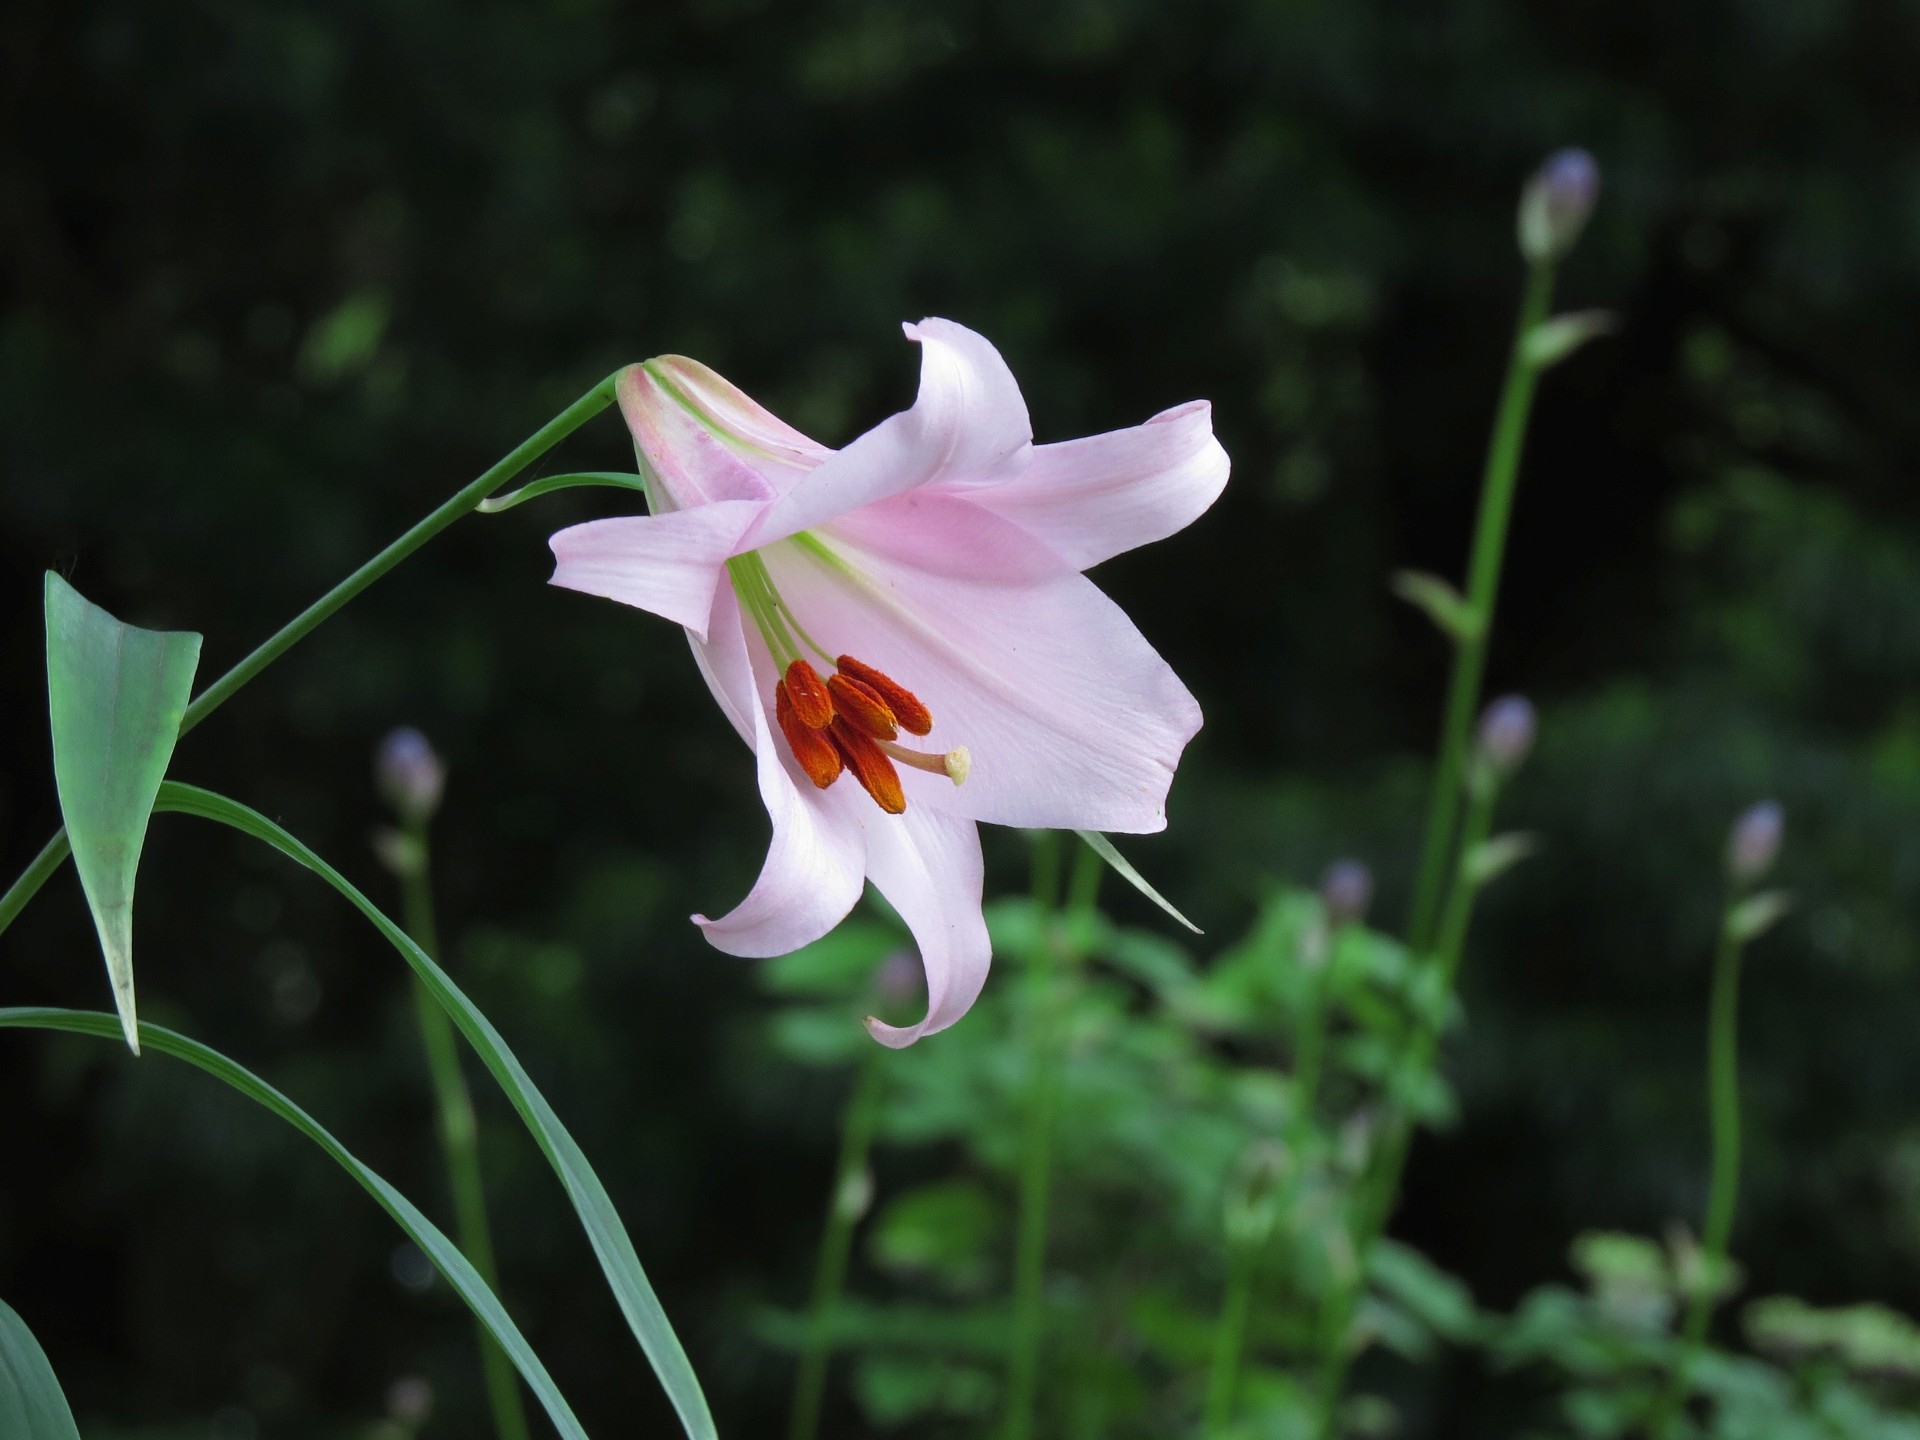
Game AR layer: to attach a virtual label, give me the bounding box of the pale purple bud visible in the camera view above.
[386,1375,433,1422]
[1476,695,1537,777]
[1319,860,1374,927]
[376,727,445,823]
[874,949,924,1011]
[1726,800,1784,883]
[1517,148,1600,263]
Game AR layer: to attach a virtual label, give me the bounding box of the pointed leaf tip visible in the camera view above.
[44,573,202,1052]
[1074,830,1203,935]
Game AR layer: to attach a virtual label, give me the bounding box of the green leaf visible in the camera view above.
[1390,570,1482,643]
[0,1008,589,1440]
[477,471,651,513]
[1726,889,1792,945]
[151,783,717,1440]
[0,1298,82,1440]
[44,573,203,1053]
[1074,830,1202,934]
[1522,309,1618,370]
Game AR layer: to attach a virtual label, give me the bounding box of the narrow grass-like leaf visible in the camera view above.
[152,782,717,1440]
[1074,829,1202,935]
[477,471,650,514]
[0,1008,588,1440]
[43,573,203,1052]
[0,1298,82,1440]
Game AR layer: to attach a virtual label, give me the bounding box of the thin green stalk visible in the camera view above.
[1406,264,1556,951]
[1204,1243,1258,1435]
[401,818,530,1440]
[788,1050,887,1440]
[1002,837,1100,1440]
[0,374,620,938]
[1655,906,1747,1436]
[1314,783,1499,1439]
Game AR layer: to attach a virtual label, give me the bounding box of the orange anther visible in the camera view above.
[830,720,907,814]
[784,659,834,729]
[836,655,933,736]
[777,682,843,789]
[827,673,898,741]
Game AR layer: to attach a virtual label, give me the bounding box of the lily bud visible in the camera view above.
[1517,148,1600,264]
[1476,695,1537,778]
[1726,800,1784,884]
[376,727,445,824]
[1319,859,1374,928]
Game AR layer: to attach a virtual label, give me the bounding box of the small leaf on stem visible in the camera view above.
[1391,570,1482,643]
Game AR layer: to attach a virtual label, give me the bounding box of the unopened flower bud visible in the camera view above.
[1517,148,1600,264]
[1476,695,1537,777]
[1726,800,1784,883]
[873,948,924,1012]
[386,1376,434,1422]
[376,727,445,823]
[1319,859,1374,928]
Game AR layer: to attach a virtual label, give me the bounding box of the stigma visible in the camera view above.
[773,656,967,813]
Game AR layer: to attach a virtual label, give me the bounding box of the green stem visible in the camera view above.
[0,374,620,938]
[1655,904,1747,1436]
[1314,782,1500,1438]
[1203,1243,1257,1435]
[1002,837,1100,1440]
[1406,264,1556,951]
[788,1050,886,1440]
[401,818,530,1440]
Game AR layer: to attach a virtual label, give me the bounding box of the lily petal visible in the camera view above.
[694,683,868,958]
[861,805,989,1048]
[548,498,764,639]
[749,318,1032,546]
[761,491,1201,833]
[617,365,778,510]
[950,400,1229,571]
[649,355,831,492]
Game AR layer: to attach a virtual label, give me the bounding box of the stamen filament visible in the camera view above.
[878,739,970,785]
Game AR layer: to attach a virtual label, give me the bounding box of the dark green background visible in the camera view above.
[5,0,1920,1433]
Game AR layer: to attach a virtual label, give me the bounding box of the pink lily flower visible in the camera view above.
[549,319,1227,1045]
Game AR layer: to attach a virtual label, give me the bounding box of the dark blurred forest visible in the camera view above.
[5,0,1920,1434]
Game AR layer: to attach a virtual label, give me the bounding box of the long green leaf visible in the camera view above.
[0,1008,589,1440]
[1074,829,1202,935]
[152,782,717,1439]
[0,1298,82,1440]
[43,573,203,1052]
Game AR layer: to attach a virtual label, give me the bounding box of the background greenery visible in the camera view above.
[4,0,1920,1434]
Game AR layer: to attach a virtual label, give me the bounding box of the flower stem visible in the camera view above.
[399,817,529,1440]
[1654,904,1748,1436]
[788,1049,886,1440]
[1405,264,1556,952]
[1313,781,1500,1438]
[0,373,620,939]
[1002,837,1100,1440]
[1203,1241,1257,1435]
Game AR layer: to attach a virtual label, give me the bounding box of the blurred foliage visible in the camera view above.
[4,0,1920,1435]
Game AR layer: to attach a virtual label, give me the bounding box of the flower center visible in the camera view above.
[775,656,969,814]
[727,549,968,814]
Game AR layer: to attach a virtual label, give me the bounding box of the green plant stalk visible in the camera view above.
[401,817,530,1440]
[1002,838,1101,1440]
[788,1049,886,1440]
[1203,1239,1258,1435]
[1406,263,1556,951]
[0,373,621,939]
[1313,781,1499,1439]
[1656,905,1748,1435]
